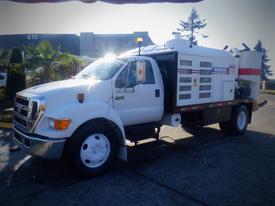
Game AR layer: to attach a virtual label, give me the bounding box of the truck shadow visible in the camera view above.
[1,126,275,191]
[128,126,232,161]
[127,126,275,167]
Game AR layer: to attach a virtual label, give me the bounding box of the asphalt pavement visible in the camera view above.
[1,94,275,206]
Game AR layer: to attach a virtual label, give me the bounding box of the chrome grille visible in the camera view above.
[13,95,46,133]
[14,115,27,127]
[13,95,29,132]
[15,97,29,106]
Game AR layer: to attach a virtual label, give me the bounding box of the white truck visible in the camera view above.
[13,36,262,176]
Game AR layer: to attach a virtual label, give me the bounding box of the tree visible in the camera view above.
[9,47,23,63]
[24,41,83,83]
[177,8,208,46]
[58,52,83,79]
[0,50,11,66]
[254,40,272,80]
[6,48,26,102]
[24,41,60,83]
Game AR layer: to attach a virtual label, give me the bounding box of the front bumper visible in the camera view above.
[13,126,66,159]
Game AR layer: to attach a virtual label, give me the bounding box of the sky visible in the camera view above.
[0,0,274,76]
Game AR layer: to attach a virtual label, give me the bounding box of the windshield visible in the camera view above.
[76,58,126,80]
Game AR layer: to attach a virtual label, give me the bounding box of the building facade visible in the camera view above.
[0,34,80,55]
[0,32,154,58]
[80,32,154,57]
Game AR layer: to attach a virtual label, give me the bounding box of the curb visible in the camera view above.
[260,90,275,95]
[0,122,12,129]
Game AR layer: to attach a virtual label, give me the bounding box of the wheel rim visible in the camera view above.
[237,110,247,130]
[80,133,111,168]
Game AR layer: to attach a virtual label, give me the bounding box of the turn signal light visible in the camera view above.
[50,118,71,130]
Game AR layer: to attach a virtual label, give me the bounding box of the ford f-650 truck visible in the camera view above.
[13,36,262,176]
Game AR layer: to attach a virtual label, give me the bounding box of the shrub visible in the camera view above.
[0,87,6,101]
[6,66,26,102]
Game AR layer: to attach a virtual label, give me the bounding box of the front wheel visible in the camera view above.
[219,105,249,135]
[67,123,118,177]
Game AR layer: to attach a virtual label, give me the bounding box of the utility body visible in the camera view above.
[13,36,262,176]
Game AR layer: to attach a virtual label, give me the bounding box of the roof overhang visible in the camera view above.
[6,0,203,4]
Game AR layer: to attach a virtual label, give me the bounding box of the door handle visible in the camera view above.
[155,89,160,97]
[115,96,125,100]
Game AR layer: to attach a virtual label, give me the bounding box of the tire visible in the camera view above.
[219,105,249,135]
[67,122,118,177]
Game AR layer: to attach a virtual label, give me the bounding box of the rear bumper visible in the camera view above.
[13,126,66,159]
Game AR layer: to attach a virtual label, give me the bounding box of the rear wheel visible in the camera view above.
[219,105,249,135]
[67,123,118,177]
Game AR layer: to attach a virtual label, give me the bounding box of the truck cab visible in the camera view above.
[13,54,166,176]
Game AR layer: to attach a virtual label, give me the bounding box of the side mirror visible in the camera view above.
[136,61,146,83]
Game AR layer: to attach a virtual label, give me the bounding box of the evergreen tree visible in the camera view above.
[177,8,208,46]
[9,47,23,64]
[6,48,26,102]
[0,50,11,66]
[254,40,272,80]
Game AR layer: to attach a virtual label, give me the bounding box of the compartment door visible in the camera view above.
[177,54,198,106]
[223,81,234,101]
[198,57,214,104]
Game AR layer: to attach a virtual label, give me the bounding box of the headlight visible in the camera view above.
[49,118,71,130]
[27,95,46,133]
